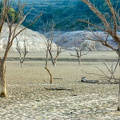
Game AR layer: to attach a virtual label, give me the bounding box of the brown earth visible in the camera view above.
[0,51,120,120]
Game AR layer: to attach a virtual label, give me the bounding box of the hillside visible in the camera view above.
[1,0,119,32]
[0,23,56,52]
[53,31,118,51]
[0,24,118,53]
[0,24,117,52]
[21,0,119,32]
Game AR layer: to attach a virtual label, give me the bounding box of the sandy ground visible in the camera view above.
[0,51,120,120]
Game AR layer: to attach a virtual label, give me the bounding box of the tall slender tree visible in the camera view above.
[0,0,41,97]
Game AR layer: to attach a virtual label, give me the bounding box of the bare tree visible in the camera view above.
[40,20,62,84]
[69,41,89,66]
[0,0,41,97]
[16,32,29,68]
[78,0,120,110]
[47,39,61,67]
[54,44,61,66]
[43,36,61,84]
[44,39,53,84]
[82,61,119,83]
[43,20,62,67]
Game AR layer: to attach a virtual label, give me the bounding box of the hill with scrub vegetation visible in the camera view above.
[1,0,119,32]
[21,0,120,32]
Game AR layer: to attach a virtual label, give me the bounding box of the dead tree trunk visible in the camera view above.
[118,79,120,111]
[77,49,82,66]
[45,67,53,84]
[0,0,41,97]
[48,49,55,66]
[78,56,82,66]
[117,49,120,110]
[45,45,53,84]
[53,45,61,67]
[0,60,7,97]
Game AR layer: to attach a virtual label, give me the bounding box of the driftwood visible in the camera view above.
[81,77,99,83]
[53,78,62,80]
[44,87,73,91]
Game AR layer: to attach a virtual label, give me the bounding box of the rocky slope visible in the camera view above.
[54,31,118,51]
[0,23,56,52]
[0,24,118,52]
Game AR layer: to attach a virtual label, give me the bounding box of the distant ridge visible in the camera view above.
[54,31,118,51]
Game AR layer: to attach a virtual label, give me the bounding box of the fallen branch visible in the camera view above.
[44,87,73,91]
[53,78,62,80]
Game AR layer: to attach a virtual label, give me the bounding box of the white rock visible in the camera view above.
[54,31,118,51]
[0,23,57,52]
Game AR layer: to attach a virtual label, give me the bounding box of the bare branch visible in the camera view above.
[1,1,42,64]
[105,0,117,34]
[81,0,112,32]
[95,66,109,77]
[13,13,42,40]
[77,20,106,32]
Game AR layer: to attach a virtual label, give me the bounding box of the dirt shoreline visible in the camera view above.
[6,57,117,62]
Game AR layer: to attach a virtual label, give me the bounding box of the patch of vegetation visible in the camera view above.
[21,0,120,32]
[0,1,20,23]
[1,0,120,31]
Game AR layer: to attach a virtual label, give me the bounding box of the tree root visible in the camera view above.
[0,92,7,97]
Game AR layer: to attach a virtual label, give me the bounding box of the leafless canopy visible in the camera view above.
[0,0,41,97]
[0,0,42,64]
[79,0,120,111]
[78,0,120,56]
[16,32,29,67]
